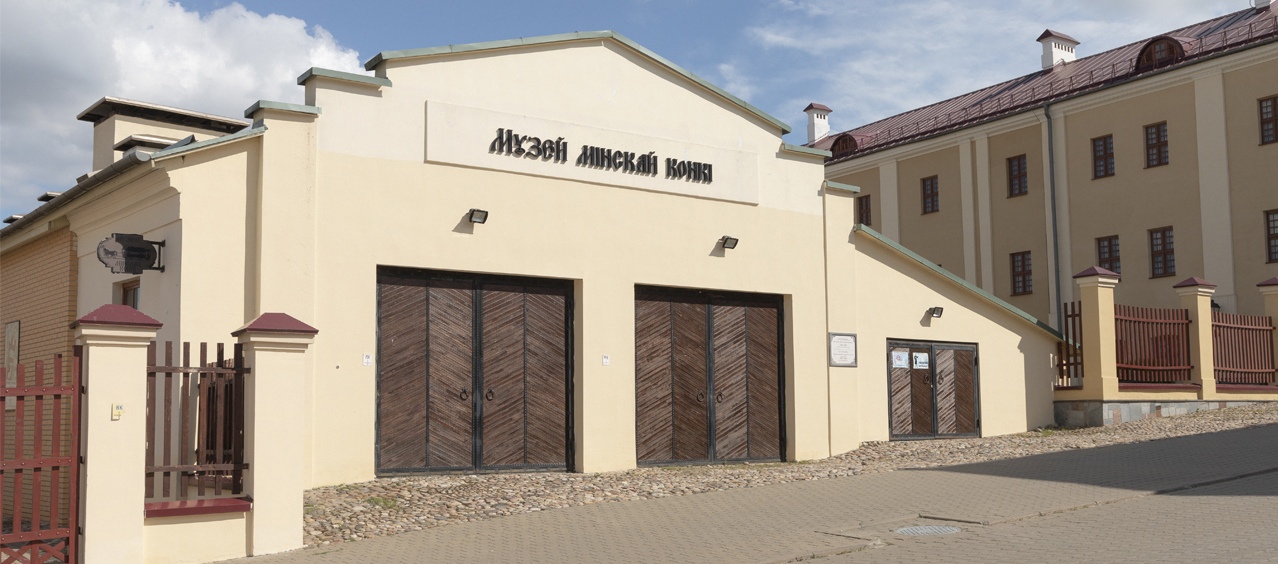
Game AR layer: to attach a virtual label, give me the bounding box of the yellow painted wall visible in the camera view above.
[1064,82,1204,309]
[896,146,966,277]
[1224,58,1278,314]
[987,125,1050,320]
[143,514,247,564]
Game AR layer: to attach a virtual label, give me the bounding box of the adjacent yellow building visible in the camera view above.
[812,6,1278,327]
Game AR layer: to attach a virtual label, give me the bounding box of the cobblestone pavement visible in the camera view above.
[227,410,1278,563]
[298,403,1278,547]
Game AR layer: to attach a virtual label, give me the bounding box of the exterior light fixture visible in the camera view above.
[468,209,489,224]
[929,307,944,318]
[1211,300,1221,313]
[720,236,739,250]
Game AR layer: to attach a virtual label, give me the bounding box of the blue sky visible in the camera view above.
[0,0,1249,219]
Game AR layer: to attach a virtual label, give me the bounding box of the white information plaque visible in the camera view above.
[828,333,857,367]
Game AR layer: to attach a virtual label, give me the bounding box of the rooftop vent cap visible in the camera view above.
[1037,29,1080,70]
[37,192,62,202]
[3,215,24,224]
[1255,0,1272,10]
[804,103,833,144]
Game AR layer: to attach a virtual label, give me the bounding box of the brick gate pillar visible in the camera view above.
[1173,277,1217,397]
[1073,267,1120,400]
[73,304,162,563]
[233,313,317,556]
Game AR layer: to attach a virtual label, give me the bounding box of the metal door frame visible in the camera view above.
[375,267,575,475]
[635,285,786,465]
[885,339,981,440]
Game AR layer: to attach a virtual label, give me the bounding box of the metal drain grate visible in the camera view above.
[894,525,962,536]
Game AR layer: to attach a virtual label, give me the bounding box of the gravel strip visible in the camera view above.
[303,402,1278,546]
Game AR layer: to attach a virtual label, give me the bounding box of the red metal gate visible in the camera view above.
[1,350,81,564]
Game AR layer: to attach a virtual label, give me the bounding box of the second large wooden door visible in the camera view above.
[377,269,572,473]
[887,341,979,439]
[635,288,783,465]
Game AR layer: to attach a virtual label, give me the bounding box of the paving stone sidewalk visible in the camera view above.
[228,423,1278,563]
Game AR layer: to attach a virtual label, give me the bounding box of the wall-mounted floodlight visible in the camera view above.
[720,236,739,250]
[929,307,944,318]
[468,209,489,224]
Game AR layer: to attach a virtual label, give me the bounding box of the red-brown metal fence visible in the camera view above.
[1114,304,1192,383]
[1211,311,1276,385]
[1056,300,1084,388]
[1,351,81,564]
[145,342,247,504]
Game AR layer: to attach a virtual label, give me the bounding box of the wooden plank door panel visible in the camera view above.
[712,304,749,461]
[377,282,430,470]
[427,283,475,469]
[671,301,709,461]
[910,346,935,435]
[746,305,781,460]
[524,288,568,465]
[481,285,527,467]
[953,349,978,434]
[889,345,914,435]
[635,299,674,463]
[934,349,957,434]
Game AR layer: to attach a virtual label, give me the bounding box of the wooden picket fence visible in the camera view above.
[1114,304,1192,383]
[1056,301,1084,388]
[1211,312,1276,385]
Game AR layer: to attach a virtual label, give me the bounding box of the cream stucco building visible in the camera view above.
[811,5,1278,328]
[2,31,1066,562]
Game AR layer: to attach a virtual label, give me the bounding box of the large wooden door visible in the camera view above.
[887,341,978,439]
[635,288,782,465]
[376,269,571,474]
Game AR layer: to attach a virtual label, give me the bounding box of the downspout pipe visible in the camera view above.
[1045,104,1064,331]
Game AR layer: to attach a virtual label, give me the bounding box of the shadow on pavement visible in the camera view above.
[913,423,1278,495]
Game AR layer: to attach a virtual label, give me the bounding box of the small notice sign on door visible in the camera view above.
[912,352,930,370]
[891,351,909,369]
[828,333,857,367]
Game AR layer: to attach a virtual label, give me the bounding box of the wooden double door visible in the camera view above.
[635,287,784,465]
[888,341,980,439]
[376,269,572,473]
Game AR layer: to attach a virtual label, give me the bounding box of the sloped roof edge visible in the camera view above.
[364,30,792,135]
[853,224,1063,340]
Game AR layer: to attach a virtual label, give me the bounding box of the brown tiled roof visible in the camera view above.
[815,7,1278,162]
[1037,29,1080,43]
[804,102,833,112]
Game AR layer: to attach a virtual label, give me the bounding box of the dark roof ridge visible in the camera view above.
[817,7,1266,152]
[1037,29,1079,43]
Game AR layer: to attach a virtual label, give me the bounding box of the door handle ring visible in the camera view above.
[716,392,724,403]
[485,388,494,401]
[696,391,705,403]
[460,388,470,400]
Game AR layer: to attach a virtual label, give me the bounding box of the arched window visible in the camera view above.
[1136,38,1184,71]
[830,134,858,159]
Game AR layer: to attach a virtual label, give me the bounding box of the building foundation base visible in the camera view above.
[1053,400,1270,428]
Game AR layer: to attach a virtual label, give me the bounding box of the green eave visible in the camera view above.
[782,143,831,158]
[853,224,1062,340]
[824,180,860,193]
[364,30,792,135]
[150,125,268,160]
[243,100,321,119]
[297,67,392,87]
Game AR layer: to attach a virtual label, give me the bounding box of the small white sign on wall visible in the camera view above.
[891,351,909,369]
[828,333,857,367]
[912,352,930,370]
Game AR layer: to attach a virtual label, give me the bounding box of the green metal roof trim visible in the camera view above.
[243,100,322,119]
[853,224,1062,340]
[364,31,792,135]
[781,143,831,158]
[297,67,392,87]
[150,125,268,160]
[824,181,861,193]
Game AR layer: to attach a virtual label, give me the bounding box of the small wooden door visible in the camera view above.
[376,269,571,474]
[887,341,978,439]
[635,288,783,465]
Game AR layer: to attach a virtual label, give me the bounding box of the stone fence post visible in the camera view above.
[1260,278,1278,371]
[1173,277,1217,397]
[1074,267,1120,400]
[73,305,162,563]
[234,313,317,556]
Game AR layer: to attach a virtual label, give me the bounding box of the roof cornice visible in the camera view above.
[364,31,792,135]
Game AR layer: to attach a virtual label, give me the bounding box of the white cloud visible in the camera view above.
[717,62,758,101]
[0,0,363,218]
[734,0,1247,141]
